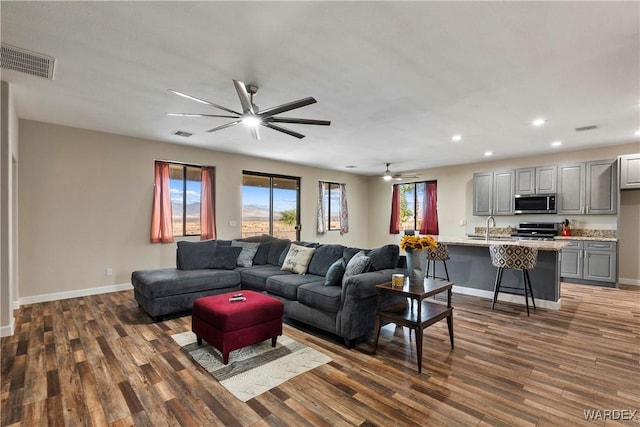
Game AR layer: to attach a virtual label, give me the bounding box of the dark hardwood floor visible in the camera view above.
[2,283,639,426]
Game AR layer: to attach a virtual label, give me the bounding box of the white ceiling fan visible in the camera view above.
[382,163,422,181]
[167,79,330,140]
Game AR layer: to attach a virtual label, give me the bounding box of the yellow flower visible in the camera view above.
[399,235,438,252]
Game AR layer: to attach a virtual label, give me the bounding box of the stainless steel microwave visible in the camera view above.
[514,194,556,214]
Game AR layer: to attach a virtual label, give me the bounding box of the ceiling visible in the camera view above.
[2,1,639,176]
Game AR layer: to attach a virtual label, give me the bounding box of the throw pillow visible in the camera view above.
[267,238,291,265]
[367,244,400,271]
[281,243,316,275]
[176,240,217,270]
[252,241,272,265]
[324,259,346,286]
[209,246,242,270]
[342,251,370,285]
[231,240,260,267]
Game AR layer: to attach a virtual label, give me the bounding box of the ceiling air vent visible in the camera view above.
[575,125,598,132]
[172,130,193,138]
[0,44,56,80]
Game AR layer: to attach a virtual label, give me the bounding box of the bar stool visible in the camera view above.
[489,245,538,316]
[425,243,450,281]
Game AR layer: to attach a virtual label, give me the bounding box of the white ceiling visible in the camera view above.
[2,1,639,176]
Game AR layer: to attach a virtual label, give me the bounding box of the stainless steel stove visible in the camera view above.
[511,222,559,241]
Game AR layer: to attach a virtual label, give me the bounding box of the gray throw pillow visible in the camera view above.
[367,244,400,271]
[324,259,346,286]
[231,240,260,267]
[209,246,242,270]
[252,241,272,265]
[342,251,370,285]
[176,240,217,270]
[267,239,291,265]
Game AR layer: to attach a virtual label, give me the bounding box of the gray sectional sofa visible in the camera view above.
[131,235,406,346]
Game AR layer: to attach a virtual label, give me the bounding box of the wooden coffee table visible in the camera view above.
[373,277,454,373]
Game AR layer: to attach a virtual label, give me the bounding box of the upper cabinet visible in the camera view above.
[474,159,617,216]
[619,153,640,190]
[515,165,557,195]
[557,160,617,215]
[473,170,514,216]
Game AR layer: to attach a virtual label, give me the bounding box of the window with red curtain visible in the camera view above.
[200,166,216,240]
[419,181,439,235]
[151,161,216,243]
[390,181,438,235]
[150,161,173,243]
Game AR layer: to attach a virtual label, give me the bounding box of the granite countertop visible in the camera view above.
[553,236,617,242]
[466,233,618,243]
[440,237,570,252]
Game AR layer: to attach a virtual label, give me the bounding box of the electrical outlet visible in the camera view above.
[106,268,113,276]
[229,220,237,227]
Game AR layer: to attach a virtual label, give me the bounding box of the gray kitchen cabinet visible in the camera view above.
[473,172,492,216]
[583,241,617,283]
[619,153,640,190]
[557,163,585,214]
[586,160,617,214]
[560,241,583,279]
[558,160,616,214]
[515,165,557,195]
[493,170,515,215]
[561,240,617,283]
[473,170,514,215]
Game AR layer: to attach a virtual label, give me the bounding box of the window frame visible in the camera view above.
[397,180,429,231]
[321,181,342,231]
[242,170,301,241]
[168,162,204,238]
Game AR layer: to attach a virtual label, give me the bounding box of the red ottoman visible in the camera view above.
[192,290,284,364]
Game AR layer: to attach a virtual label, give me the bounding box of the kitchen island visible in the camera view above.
[431,238,570,309]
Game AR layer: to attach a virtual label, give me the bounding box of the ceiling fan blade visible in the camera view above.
[266,117,331,126]
[205,120,241,133]
[259,97,317,117]
[232,80,254,114]
[168,89,241,116]
[167,113,240,119]
[262,122,305,139]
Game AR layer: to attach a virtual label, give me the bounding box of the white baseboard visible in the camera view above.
[0,318,15,338]
[18,283,133,306]
[452,285,561,310]
[618,278,640,286]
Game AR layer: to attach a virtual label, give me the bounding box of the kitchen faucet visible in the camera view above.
[485,216,495,241]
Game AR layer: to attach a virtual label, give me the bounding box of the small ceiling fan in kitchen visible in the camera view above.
[382,163,421,181]
[167,79,330,140]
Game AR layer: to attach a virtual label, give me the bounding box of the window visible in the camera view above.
[390,180,438,235]
[242,171,300,240]
[169,164,202,236]
[317,181,348,234]
[322,182,341,231]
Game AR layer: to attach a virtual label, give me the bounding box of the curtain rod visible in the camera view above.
[155,159,210,168]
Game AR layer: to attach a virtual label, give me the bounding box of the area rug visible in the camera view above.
[171,331,332,401]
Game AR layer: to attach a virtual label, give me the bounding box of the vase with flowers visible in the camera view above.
[399,234,438,284]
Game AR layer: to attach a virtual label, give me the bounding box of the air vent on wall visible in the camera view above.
[575,124,599,132]
[172,130,193,137]
[0,44,56,79]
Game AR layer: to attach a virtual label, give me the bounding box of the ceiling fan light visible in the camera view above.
[242,115,261,128]
[383,174,392,181]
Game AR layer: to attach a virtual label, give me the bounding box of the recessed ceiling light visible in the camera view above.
[635,129,640,136]
[531,118,546,127]
[484,151,493,156]
[451,134,463,142]
[551,140,562,147]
